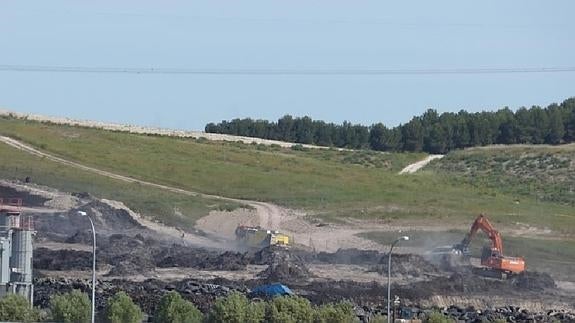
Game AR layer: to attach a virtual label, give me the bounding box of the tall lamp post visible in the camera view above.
[387,236,409,323]
[78,211,96,323]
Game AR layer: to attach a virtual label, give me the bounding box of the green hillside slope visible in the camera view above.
[0,117,573,234]
[430,145,575,205]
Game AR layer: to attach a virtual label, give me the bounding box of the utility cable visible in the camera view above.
[0,65,574,76]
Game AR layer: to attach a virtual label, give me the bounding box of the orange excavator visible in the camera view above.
[454,214,525,278]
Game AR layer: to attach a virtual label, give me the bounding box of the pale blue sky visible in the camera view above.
[1,1,574,130]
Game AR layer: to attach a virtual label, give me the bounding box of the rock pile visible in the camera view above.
[33,277,240,314]
[257,247,312,282]
[34,234,251,276]
[419,305,575,323]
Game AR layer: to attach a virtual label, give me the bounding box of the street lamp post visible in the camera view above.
[387,236,409,323]
[78,211,96,323]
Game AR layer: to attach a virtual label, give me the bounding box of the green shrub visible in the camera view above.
[266,296,315,323]
[0,294,42,322]
[291,144,309,151]
[426,311,452,323]
[206,292,264,323]
[246,301,266,323]
[369,314,387,323]
[50,290,91,323]
[106,291,143,323]
[154,291,202,323]
[314,301,357,323]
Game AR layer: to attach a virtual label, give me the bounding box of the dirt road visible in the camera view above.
[0,135,395,251]
[399,154,444,174]
[0,136,287,242]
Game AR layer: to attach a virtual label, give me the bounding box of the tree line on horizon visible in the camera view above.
[205,97,575,154]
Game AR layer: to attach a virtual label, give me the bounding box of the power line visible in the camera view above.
[0,65,574,75]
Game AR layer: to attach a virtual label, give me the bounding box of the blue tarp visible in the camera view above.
[250,283,294,297]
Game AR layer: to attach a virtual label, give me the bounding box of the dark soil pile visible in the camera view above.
[156,249,250,271]
[513,271,556,290]
[32,277,575,322]
[33,277,239,315]
[258,248,312,282]
[368,254,440,277]
[34,199,143,242]
[35,234,251,276]
[400,270,558,301]
[316,248,381,265]
[0,184,49,207]
[34,248,97,271]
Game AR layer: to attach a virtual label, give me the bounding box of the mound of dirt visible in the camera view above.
[0,184,49,207]
[513,271,556,290]
[368,253,440,277]
[34,198,144,243]
[316,248,381,265]
[34,248,96,271]
[258,248,312,282]
[35,233,253,276]
[156,248,250,271]
[400,270,557,301]
[310,249,440,277]
[33,277,237,315]
[64,230,94,244]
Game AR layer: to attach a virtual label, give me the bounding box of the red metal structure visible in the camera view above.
[0,198,22,212]
[0,198,33,230]
[456,214,525,276]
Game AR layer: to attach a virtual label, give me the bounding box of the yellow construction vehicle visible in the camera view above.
[235,225,290,248]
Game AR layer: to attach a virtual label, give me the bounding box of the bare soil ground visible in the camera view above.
[2,166,574,320]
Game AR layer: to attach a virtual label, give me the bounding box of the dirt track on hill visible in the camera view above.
[399,154,444,174]
[0,135,399,251]
[0,136,288,245]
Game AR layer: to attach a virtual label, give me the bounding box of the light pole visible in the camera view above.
[387,236,409,323]
[78,211,96,323]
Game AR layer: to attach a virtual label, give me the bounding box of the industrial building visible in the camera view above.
[0,198,34,304]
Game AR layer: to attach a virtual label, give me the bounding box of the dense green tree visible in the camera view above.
[531,106,550,144]
[425,124,448,154]
[368,123,385,150]
[294,116,315,144]
[50,290,91,323]
[154,291,202,323]
[205,97,575,153]
[546,106,565,144]
[313,301,358,323]
[265,296,315,323]
[401,118,424,152]
[561,98,575,141]
[313,120,334,146]
[106,291,143,323]
[277,115,296,142]
[206,292,265,323]
[452,111,471,148]
[0,294,42,322]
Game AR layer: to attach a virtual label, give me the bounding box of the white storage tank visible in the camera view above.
[0,238,11,284]
[10,229,33,283]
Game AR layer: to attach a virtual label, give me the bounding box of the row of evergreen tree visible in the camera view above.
[205,98,575,153]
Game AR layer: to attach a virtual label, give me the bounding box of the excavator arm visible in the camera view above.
[456,214,504,254]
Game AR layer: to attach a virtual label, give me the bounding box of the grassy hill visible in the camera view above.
[0,116,574,235]
[430,145,575,206]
